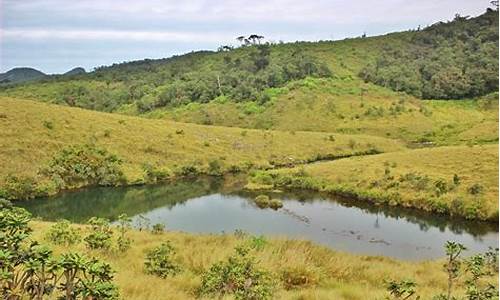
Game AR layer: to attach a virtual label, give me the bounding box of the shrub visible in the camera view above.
[43,120,54,129]
[144,242,180,278]
[84,217,113,250]
[2,174,38,200]
[152,223,166,234]
[468,183,484,195]
[174,163,200,177]
[254,195,270,208]
[199,246,274,299]
[281,266,318,290]
[45,219,81,246]
[0,205,119,300]
[142,163,170,183]
[269,198,283,210]
[43,144,124,189]
[116,214,132,252]
[385,279,419,299]
[208,159,223,176]
[248,235,267,250]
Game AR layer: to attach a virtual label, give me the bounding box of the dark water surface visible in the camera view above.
[19,177,498,260]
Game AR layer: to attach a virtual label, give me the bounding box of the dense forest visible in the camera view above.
[360,9,499,99]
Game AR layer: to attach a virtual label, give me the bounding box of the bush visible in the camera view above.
[208,159,223,176]
[2,174,38,200]
[46,219,81,246]
[152,223,166,234]
[116,214,132,252]
[174,163,200,177]
[254,195,270,208]
[43,144,124,189]
[281,266,318,290]
[269,198,283,210]
[142,163,170,183]
[84,217,113,250]
[199,246,274,299]
[468,183,484,195]
[0,205,119,299]
[144,242,180,278]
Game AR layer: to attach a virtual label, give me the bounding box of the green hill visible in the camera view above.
[0,10,497,147]
[0,67,47,85]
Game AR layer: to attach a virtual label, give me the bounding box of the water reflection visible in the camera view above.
[18,176,498,260]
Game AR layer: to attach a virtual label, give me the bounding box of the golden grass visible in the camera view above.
[30,221,484,300]
[263,145,499,220]
[0,96,405,185]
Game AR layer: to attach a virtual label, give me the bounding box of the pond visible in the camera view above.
[19,177,498,260]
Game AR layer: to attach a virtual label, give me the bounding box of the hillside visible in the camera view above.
[0,96,404,200]
[249,145,499,221]
[0,67,47,85]
[0,10,497,148]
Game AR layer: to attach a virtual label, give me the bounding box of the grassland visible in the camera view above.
[30,220,493,300]
[148,78,499,146]
[0,96,405,190]
[249,145,499,221]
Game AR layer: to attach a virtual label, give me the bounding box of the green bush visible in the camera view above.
[254,195,270,208]
[144,242,181,278]
[43,144,124,189]
[199,246,274,299]
[269,198,283,210]
[0,205,119,299]
[116,214,132,252]
[468,183,484,195]
[1,174,38,200]
[208,159,223,176]
[45,219,81,246]
[151,223,166,235]
[84,217,113,250]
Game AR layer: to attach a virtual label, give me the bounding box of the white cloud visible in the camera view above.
[1,28,235,43]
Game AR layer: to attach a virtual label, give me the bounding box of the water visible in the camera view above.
[19,177,498,260]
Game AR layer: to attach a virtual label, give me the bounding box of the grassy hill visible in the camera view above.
[0,96,404,200]
[248,145,499,221]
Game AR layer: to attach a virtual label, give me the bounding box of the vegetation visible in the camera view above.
[1,214,493,300]
[386,242,499,300]
[0,204,119,299]
[144,241,180,278]
[248,145,499,221]
[0,6,498,299]
[0,97,404,200]
[199,245,274,299]
[360,10,499,99]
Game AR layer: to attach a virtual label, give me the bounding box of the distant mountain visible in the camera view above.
[64,67,86,76]
[0,67,47,85]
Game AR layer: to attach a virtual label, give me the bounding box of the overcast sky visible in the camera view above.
[0,0,493,73]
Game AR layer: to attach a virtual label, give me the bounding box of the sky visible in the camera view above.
[0,0,494,74]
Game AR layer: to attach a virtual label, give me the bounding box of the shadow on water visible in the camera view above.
[19,177,227,223]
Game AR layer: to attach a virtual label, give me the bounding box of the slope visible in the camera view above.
[0,96,405,199]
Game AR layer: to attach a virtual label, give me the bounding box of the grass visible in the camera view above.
[149,78,499,146]
[30,220,492,300]
[249,145,499,221]
[0,96,404,191]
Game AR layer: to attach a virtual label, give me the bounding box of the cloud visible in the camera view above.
[1,28,235,43]
[0,0,493,73]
